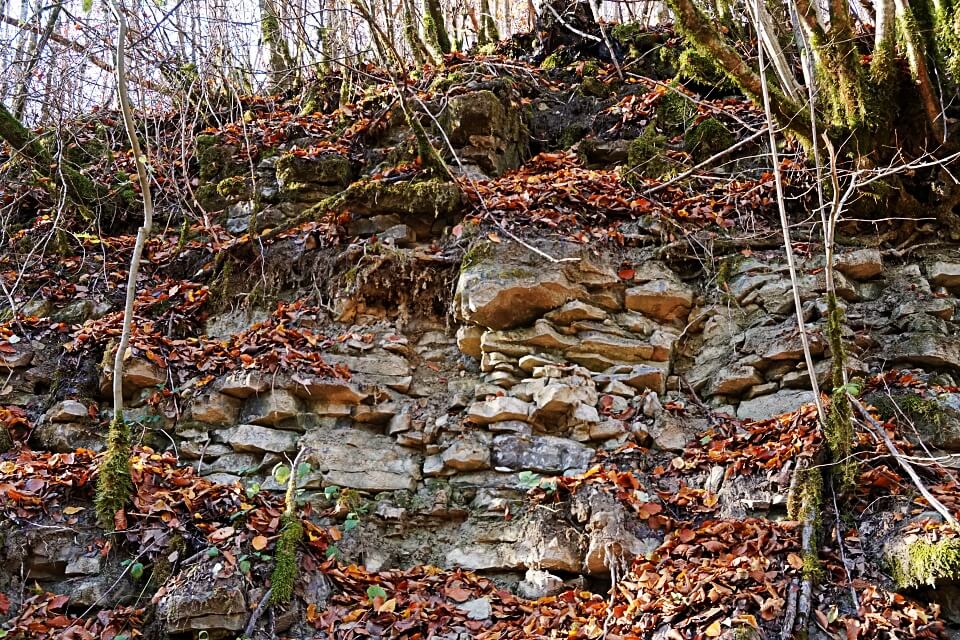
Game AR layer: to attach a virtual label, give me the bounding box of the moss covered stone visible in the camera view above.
[460,240,494,272]
[323,178,462,219]
[216,175,251,201]
[676,48,736,91]
[623,126,675,185]
[275,152,351,189]
[869,390,960,451]
[0,426,12,453]
[888,537,960,589]
[684,117,734,161]
[655,90,697,132]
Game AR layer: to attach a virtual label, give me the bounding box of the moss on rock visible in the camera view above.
[460,240,495,272]
[684,117,734,161]
[275,152,351,188]
[655,89,697,132]
[318,178,462,219]
[888,537,960,589]
[623,126,674,185]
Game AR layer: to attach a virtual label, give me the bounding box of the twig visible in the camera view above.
[831,480,861,610]
[543,2,601,42]
[780,579,799,640]
[643,128,768,195]
[244,588,273,638]
[754,0,827,427]
[586,1,623,81]
[680,375,720,426]
[849,394,959,529]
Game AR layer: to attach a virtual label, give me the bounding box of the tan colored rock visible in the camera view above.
[456,325,484,358]
[648,329,678,362]
[0,344,33,369]
[240,389,303,426]
[467,397,533,424]
[544,300,607,325]
[533,380,598,414]
[46,400,88,423]
[126,358,165,388]
[300,427,421,491]
[590,420,626,441]
[576,331,654,362]
[708,361,764,396]
[286,375,367,404]
[625,280,693,322]
[441,434,491,471]
[835,249,883,280]
[217,370,268,399]
[224,424,299,453]
[192,392,242,425]
[929,261,960,288]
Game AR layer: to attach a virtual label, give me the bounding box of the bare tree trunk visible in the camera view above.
[745,0,802,101]
[12,1,62,119]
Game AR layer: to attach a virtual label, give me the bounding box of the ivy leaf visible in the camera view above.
[517,470,541,490]
[272,464,291,485]
[324,485,340,500]
[343,513,359,532]
[296,462,312,477]
[366,585,387,602]
[129,562,144,580]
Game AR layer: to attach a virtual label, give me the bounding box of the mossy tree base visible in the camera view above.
[95,414,134,529]
[269,514,304,605]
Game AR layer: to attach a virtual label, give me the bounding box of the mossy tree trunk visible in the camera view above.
[664,0,815,144]
[422,0,451,61]
[667,0,958,154]
[478,0,499,45]
[260,0,294,93]
[893,0,942,130]
[403,0,430,64]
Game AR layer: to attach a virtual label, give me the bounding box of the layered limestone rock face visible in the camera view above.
[9,221,960,637]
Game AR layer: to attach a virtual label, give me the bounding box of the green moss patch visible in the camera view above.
[889,537,960,589]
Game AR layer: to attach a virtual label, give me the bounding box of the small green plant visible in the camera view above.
[366,585,387,602]
[120,558,145,580]
[343,512,360,532]
[518,470,557,493]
